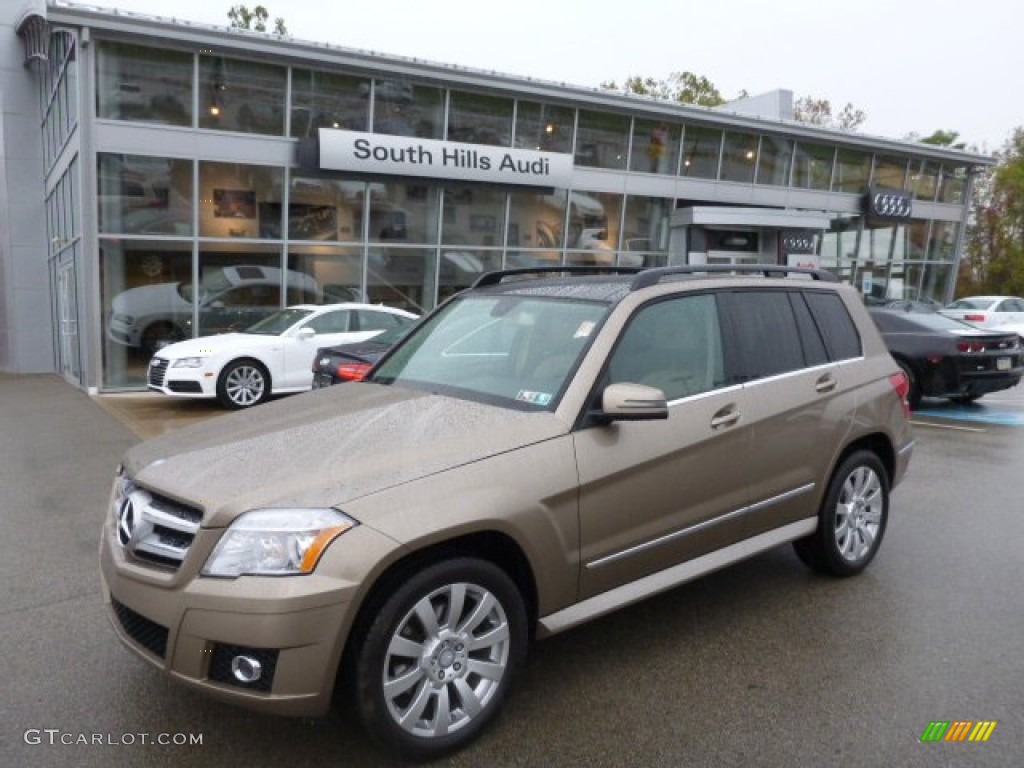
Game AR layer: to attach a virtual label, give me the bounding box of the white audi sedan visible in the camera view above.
[147,303,419,408]
[940,296,1024,334]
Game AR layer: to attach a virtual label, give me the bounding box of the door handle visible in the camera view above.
[815,373,837,393]
[710,405,740,430]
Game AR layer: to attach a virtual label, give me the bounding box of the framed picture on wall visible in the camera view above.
[214,189,256,219]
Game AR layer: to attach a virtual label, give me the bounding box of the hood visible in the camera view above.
[124,383,569,526]
[156,332,279,358]
[111,282,189,316]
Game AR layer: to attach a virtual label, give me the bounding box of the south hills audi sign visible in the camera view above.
[316,129,574,188]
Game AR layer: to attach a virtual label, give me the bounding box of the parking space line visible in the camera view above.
[910,420,987,433]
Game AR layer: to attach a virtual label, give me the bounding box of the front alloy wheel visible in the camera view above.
[355,558,527,761]
[793,450,889,577]
[216,360,269,409]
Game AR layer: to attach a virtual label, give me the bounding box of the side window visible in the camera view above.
[216,285,278,307]
[307,310,351,333]
[355,309,399,331]
[608,294,724,401]
[722,291,804,380]
[804,292,863,360]
[790,293,829,366]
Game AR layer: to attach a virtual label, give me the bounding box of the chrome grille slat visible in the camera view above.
[148,357,169,388]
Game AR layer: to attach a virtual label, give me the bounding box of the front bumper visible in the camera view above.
[99,506,389,716]
[146,358,218,399]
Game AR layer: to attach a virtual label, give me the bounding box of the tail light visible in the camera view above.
[889,371,911,419]
[956,340,986,353]
[964,313,987,322]
[334,362,372,381]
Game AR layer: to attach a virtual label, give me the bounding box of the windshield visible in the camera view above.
[244,308,312,335]
[371,294,610,409]
[178,267,234,303]
[947,298,995,310]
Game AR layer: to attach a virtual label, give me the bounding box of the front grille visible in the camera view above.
[112,479,202,571]
[111,598,168,659]
[208,645,279,692]
[148,357,169,387]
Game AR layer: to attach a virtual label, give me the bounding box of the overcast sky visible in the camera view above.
[92,0,1021,154]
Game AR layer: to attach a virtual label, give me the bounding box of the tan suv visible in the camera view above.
[100,265,914,760]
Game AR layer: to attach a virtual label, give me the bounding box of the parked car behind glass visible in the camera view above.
[147,303,418,408]
[311,323,415,388]
[868,307,1024,409]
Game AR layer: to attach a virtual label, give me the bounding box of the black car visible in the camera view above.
[311,323,413,388]
[868,308,1024,409]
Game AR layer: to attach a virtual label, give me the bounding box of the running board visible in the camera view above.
[536,518,817,638]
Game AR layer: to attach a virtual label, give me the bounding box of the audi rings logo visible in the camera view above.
[866,188,913,220]
[116,497,136,548]
[782,231,816,255]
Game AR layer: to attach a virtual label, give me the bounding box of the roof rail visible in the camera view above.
[471,265,644,288]
[629,264,839,290]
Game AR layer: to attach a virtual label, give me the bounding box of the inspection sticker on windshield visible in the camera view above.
[574,321,596,339]
[516,390,553,406]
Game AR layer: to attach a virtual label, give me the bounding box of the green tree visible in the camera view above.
[903,129,968,150]
[793,96,867,132]
[227,4,287,35]
[959,128,1024,296]
[600,71,729,107]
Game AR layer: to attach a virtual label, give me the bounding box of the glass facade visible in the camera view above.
[84,38,980,390]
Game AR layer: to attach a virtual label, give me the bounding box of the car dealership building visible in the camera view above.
[1,0,995,392]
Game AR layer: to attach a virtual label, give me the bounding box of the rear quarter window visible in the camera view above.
[804,291,862,360]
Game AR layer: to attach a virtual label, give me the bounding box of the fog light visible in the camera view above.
[231,655,263,683]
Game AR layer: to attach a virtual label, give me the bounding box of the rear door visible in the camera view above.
[574,293,752,599]
[718,289,859,535]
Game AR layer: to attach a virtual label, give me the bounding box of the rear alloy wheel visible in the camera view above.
[354,558,527,761]
[216,360,269,409]
[793,450,889,577]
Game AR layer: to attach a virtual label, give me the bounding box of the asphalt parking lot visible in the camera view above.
[1,374,1022,767]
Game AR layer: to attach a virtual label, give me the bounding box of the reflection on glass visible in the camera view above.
[755,136,793,186]
[792,143,834,190]
[834,149,870,193]
[199,162,284,239]
[442,186,507,247]
[365,247,437,314]
[910,160,940,201]
[508,189,566,250]
[96,41,192,126]
[681,125,722,178]
[448,91,513,147]
[287,246,364,303]
[101,239,194,386]
[98,154,193,236]
[367,182,440,244]
[630,119,680,175]
[196,244,283,336]
[622,196,671,262]
[291,68,368,137]
[566,190,622,259]
[872,155,909,190]
[199,56,286,135]
[920,261,954,303]
[372,79,443,139]
[892,221,929,262]
[938,165,967,203]
[290,176,370,242]
[927,221,958,261]
[438,249,503,303]
[575,110,629,170]
[514,101,574,153]
[720,131,759,183]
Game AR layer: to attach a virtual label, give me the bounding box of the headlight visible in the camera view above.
[172,357,207,368]
[112,313,134,325]
[201,508,357,577]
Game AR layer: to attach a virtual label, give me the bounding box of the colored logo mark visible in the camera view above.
[920,721,997,743]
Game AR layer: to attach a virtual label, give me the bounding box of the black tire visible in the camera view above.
[895,359,921,411]
[353,558,527,762]
[216,359,270,409]
[141,322,185,358]
[793,450,889,578]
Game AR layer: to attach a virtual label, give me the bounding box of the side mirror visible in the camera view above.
[296,327,316,339]
[600,383,668,421]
